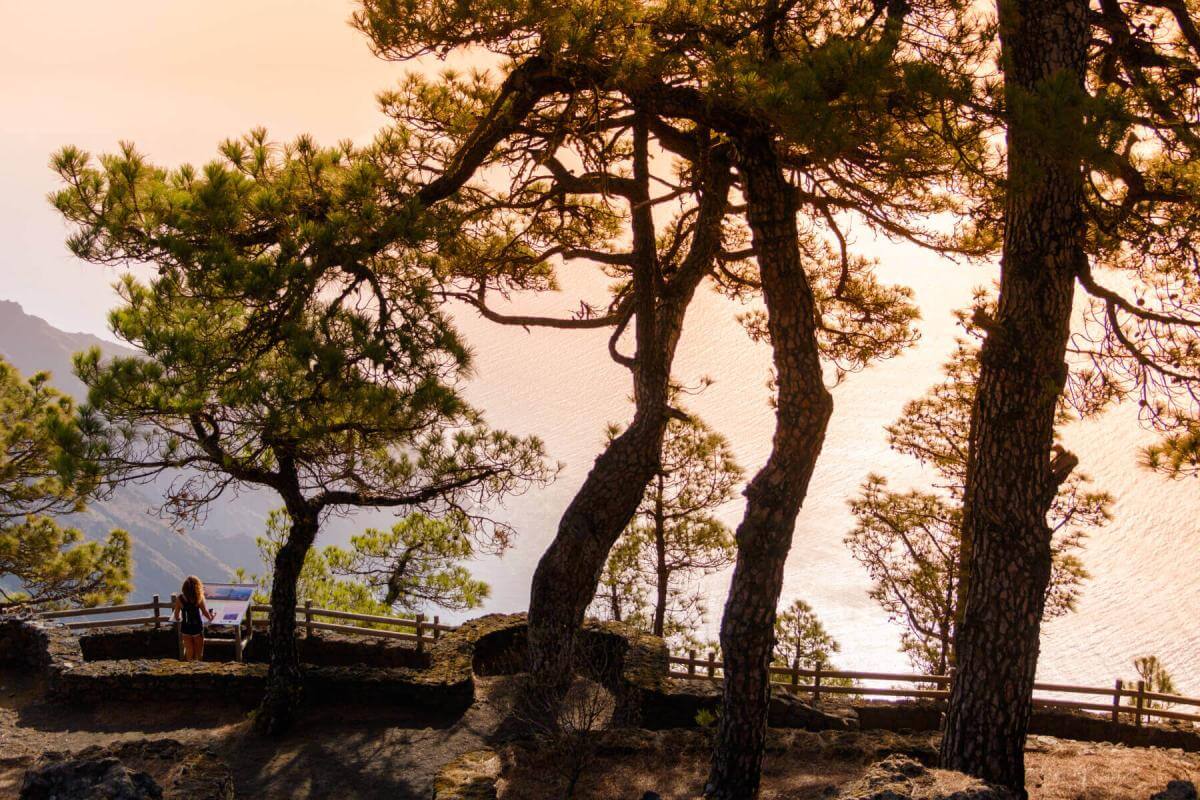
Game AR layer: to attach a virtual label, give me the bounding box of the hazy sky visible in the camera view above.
[1,0,400,335]
[4,0,1199,690]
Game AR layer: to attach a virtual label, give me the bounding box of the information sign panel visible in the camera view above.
[203,583,255,628]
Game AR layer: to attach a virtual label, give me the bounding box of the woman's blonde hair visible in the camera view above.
[181,575,205,605]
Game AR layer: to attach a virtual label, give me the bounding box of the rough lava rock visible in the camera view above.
[769,690,857,731]
[20,756,163,800]
[432,749,503,800]
[19,741,233,800]
[837,755,1015,800]
[1151,781,1199,800]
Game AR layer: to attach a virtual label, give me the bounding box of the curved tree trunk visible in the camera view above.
[705,135,833,799]
[254,503,320,736]
[527,150,733,689]
[939,1,1089,794]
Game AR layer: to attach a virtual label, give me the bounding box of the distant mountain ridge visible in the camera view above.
[0,299,266,598]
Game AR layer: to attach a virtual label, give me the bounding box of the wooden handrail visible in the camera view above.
[302,606,419,630]
[669,653,1200,720]
[39,602,158,619]
[63,615,165,630]
[1142,688,1200,706]
[302,619,423,642]
[247,603,456,634]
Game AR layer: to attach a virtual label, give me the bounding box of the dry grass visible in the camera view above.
[1026,737,1200,800]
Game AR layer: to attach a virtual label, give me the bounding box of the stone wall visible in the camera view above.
[77,625,431,670]
[459,612,672,726]
[2,614,469,713]
[78,626,178,661]
[1030,707,1200,751]
[53,625,473,711]
[851,699,1200,753]
[0,616,85,682]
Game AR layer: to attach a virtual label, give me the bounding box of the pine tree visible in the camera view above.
[847,339,1109,675]
[1133,655,1178,708]
[0,356,130,609]
[771,599,839,674]
[56,135,552,734]
[945,1,1200,790]
[589,413,742,646]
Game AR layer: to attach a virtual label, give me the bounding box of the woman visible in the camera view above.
[173,575,215,661]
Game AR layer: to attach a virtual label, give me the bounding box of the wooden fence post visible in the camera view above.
[812,664,822,706]
[433,615,441,641]
[1136,679,1146,727]
[416,614,425,653]
[304,599,313,639]
[1112,678,1123,728]
[707,651,716,679]
[791,657,800,691]
[688,650,697,677]
[152,594,161,629]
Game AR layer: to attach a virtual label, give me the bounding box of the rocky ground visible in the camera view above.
[0,667,501,799]
[494,727,1200,799]
[3,666,1199,799]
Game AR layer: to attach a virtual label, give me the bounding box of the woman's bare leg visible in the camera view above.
[183,635,200,661]
[195,635,204,661]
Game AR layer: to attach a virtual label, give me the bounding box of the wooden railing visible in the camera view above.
[668,652,1200,727]
[250,602,454,652]
[39,596,172,630]
[36,596,451,652]
[36,598,1200,727]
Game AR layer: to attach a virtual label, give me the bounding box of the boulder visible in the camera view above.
[837,755,1015,800]
[1151,781,1199,800]
[20,756,162,800]
[769,690,857,731]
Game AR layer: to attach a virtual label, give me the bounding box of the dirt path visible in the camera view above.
[0,668,511,799]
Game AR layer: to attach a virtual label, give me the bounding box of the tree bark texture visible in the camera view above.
[527,155,733,689]
[705,135,833,800]
[653,474,669,638]
[940,1,1089,794]
[254,503,320,736]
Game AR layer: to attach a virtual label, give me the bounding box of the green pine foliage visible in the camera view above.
[0,356,130,608]
[57,132,553,545]
[1143,426,1200,478]
[239,509,490,618]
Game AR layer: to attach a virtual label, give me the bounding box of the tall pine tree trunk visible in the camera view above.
[527,151,733,689]
[528,410,670,685]
[255,502,320,735]
[653,477,668,638]
[705,135,832,799]
[939,1,1089,793]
